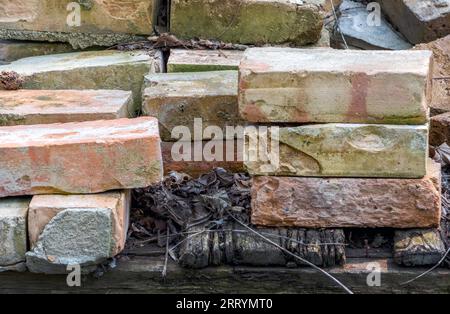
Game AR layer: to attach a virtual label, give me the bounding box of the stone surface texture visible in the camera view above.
[0,40,76,63]
[168,49,244,72]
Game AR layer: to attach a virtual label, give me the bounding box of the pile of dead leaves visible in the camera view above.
[0,71,23,90]
[129,168,251,246]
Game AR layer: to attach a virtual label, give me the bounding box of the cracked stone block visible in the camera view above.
[378,0,450,44]
[251,160,441,228]
[26,191,130,274]
[0,197,30,267]
[239,48,432,124]
[0,40,76,63]
[244,124,428,178]
[0,117,163,197]
[394,229,447,266]
[142,71,245,141]
[0,50,164,111]
[170,0,325,46]
[0,89,132,126]
[0,0,155,48]
[167,49,244,73]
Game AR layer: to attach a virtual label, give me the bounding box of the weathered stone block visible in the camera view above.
[378,0,450,44]
[0,0,155,48]
[170,0,325,46]
[143,71,245,141]
[0,50,163,111]
[167,49,244,73]
[239,48,431,124]
[251,161,441,228]
[162,140,245,177]
[26,191,130,274]
[0,40,75,63]
[0,197,30,267]
[430,112,450,146]
[245,124,428,178]
[0,89,132,126]
[0,117,163,197]
[394,229,447,266]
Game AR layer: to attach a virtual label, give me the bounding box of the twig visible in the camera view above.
[227,211,354,294]
[400,247,450,286]
[330,0,349,49]
[162,227,170,279]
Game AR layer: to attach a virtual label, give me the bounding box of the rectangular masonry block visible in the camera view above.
[0,117,163,197]
[0,40,76,63]
[26,191,130,274]
[170,0,325,46]
[0,197,30,267]
[167,49,244,73]
[143,71,245,141]
[0,50,163,111]
[0,0,155,48]
[250,161,441,229]
[0,89,132,126]
[245,124,428,178]
[239,48,432,124]
[378,0,450,44]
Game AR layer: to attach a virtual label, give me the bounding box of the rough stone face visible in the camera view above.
[414,35,450,116]
[430,112,450,146]
[0,40,76,63]
[250,161,441,228]
[162,140,245,177]
[26,191,130,274]
[378,0,450,44]
[0,50,163,111]
[143,71,245,141]
[0,117,163,197]
[333,0,412,50]
[170,0,325,46]
[0,89,132,126]
[394,229,447,266]
[245,124,429,178]
[0,197,30,267]
[239,48,432,124]
[167,49,244,73]
[0,0,154,48]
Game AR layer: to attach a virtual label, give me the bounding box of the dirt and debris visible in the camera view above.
[0,71,23,90]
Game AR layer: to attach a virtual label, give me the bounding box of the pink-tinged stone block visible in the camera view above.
[0,117,163,197]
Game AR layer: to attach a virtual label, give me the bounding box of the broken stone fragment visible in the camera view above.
[170,0,325,46]
[0,0,155,48]
[430,112,450,146]
[333,0,412,50]
[26,191,130,274]
[0,50,163,111]
[0,40,76,63]
[0,117,163,197]
[245,124,428,178]
[142,71,245,141]
[378,0,450,44]
[239,48,431,124]
[414,35,450,116]
[178,222,346,268]
[251,161,441,229]
[167,49,244,73]
[0,89,132,126]
[394,229,447,266]
[0,197,30,268]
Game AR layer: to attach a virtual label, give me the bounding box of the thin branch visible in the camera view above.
[330,0,349,49]
[162,227,170,279]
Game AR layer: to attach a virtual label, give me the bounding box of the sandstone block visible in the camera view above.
[0,0,155,48]
[239,48,432,124]
[0,89,132,126]
[250,161,441,228]
[0,50,163,111]
[26,191,130,274]
[0,117,163,197]
[378,0,450,44]
[168,49,244,73]
[0,40,75,63]
[0,197,30,266]
[170,0,325,46]
[430,112,450,146]
[245,124,428,178]
[143,71,244,141]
